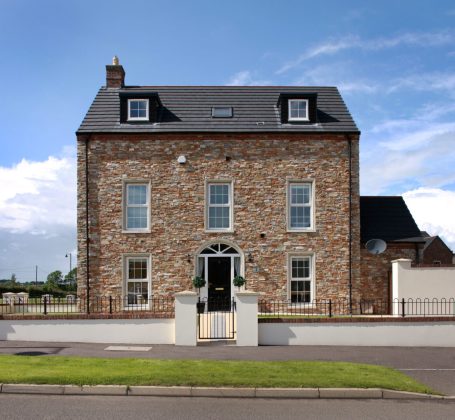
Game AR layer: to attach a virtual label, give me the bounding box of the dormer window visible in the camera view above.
[212,107,233,118]
[128,99,149,121]
[288,99,309,121]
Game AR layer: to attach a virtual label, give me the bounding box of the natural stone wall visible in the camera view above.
[77,133,360,303]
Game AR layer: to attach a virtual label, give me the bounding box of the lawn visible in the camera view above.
[0,355,433,393]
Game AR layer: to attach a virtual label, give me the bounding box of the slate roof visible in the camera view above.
[77,86,359,134]
[360,196,425,243]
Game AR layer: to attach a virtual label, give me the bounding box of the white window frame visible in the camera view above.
[123,254,152,308]
[127,99,149,121]
[286,180,315,232]
[205,180,234,232]
[287,253,315,304]
[288,99,309,121]
[122,180,151,233]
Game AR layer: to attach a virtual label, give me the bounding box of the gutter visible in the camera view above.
[85,136,90,314]
[347,136,353,314]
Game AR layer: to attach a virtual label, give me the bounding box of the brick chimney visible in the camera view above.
[106,56,125,88]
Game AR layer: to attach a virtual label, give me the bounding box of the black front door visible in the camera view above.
[208,257,231,311]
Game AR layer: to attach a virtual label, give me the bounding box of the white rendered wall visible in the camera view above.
[392,259,455,303]
[174,291,198,346]
[259,322,455,347]
[0,318,175,344]
[235,292,259,346]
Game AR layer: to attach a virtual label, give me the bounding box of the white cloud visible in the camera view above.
[226,71,272,86]
[403,188,455,250]
[0,148,77,281]
[387,72,455,95]
[0,148,76,233]
[277,30,455,73]
[361,95,455,195]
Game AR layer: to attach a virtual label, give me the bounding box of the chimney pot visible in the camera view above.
[112,55,119,65]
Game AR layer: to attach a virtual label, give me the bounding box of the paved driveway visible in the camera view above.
[1,341,454,395]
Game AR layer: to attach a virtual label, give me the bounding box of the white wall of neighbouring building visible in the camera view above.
[392,259,455,308]
[0,319,175,344]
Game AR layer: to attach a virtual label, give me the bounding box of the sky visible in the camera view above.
[0,0,454,282]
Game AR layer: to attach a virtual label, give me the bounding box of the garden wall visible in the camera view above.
[0,318,175,344]
[258,319,455,347]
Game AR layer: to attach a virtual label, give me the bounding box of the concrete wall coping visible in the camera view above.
[174,291,197,297]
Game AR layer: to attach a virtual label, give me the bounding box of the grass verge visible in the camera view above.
[0,355,434,394]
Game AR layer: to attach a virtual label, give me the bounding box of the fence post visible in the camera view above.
[401,298,405,318]
[174,291,198,346]
[43,297,47,315]
[235,292,259,346]
[109,296,113,314]
[329,299,332,318]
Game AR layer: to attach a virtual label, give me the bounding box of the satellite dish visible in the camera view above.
[365,239,387,255]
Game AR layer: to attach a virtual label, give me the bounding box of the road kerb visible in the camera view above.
[2,384,64,395]
[255,388,319,398]
[64,385,128,395]
[191,387,255,398]
[319,388,383,399]
[128,386,191,396]
[0,384,446,399]
[382,389,431,399]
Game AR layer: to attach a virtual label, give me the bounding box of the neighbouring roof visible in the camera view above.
[423,235,454,253]
[360,196,425,243]
[77,86,359,134]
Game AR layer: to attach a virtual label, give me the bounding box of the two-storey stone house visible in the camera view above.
[77,58,362,308]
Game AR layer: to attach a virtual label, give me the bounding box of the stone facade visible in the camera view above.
[77,133,360,303]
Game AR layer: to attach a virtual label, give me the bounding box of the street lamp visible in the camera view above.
[65,253,72,272]
[65,253,72,285]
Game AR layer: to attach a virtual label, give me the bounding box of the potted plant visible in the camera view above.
[192,276,206,313]
[233,275,246,290]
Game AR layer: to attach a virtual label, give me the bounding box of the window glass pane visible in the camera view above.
[127,185,147,205]
[128,259,148,280]
[208,206,230,228]
[212,107,233,118]
[291,280,311,303]
[210,184,229,204]
[289,100,307,119]
[303,207,311,227]
[127,207,148,229]
[292,258,310,279]
[291,185,310,204]
[290,207,304,228]
[129,100,148,119]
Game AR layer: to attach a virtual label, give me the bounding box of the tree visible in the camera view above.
[10,273,17,284]
[64,268,77,291]
[64,267,77,284]
[46,271,63,289]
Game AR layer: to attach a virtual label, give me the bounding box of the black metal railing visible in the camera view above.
[0,295,175,316]
[258,298,455,318]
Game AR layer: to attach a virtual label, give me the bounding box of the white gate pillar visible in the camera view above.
[235,291,259,346]
[174,291,198,346]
